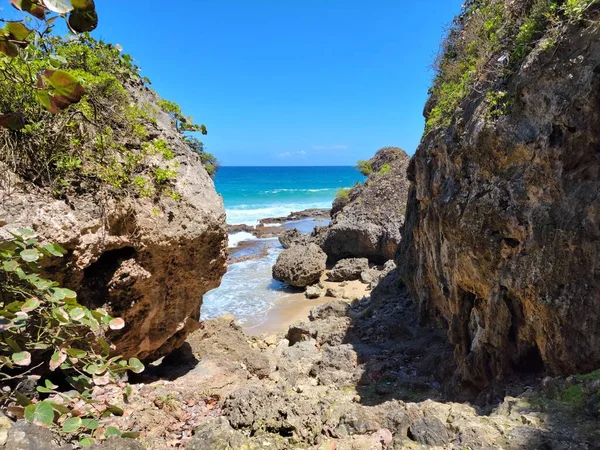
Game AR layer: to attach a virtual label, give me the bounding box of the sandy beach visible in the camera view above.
[242,275,370,336]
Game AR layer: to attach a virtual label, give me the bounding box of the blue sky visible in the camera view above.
[4,0,463,166]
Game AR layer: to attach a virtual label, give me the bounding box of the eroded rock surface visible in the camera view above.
[398,20,600,390]
[322,147,411,264]
[272,243,327,288]
[0,83,228,361]
[328,258,370,282]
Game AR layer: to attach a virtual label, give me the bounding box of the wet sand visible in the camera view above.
[242,274,370,336]
[242,292,333,335]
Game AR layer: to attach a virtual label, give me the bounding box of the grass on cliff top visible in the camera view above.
[0,32,217,202]
[425,0,600,134]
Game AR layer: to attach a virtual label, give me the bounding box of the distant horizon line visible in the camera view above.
[218,165,356,168]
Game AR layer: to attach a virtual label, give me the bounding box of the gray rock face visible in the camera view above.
[321,147,411,264]
[305,285,322,299]
[278,228,310,249]
[272,243,326,288]
[3,422,61,450]
[0,83,227,361]
[328,258,370,282]
[397,21,600,389]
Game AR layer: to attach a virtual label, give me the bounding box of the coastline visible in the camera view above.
[204,207,370,336]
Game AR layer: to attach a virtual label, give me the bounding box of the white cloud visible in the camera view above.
[276,150,307,158]
[312,144,348,151]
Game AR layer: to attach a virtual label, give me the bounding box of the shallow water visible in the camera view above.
[201,218,328,327]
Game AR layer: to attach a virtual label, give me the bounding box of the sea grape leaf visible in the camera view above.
[42,0,73,13]
[128,357,144,374]
[10,0,46,20]
[68,1,98,33]
[36,70,85,113]
[109,317,125,330]
[19,248,40,262]
[0,39,19,57]
[4,22,33,41]
[24,401,54,426]
[12,351,31,366]
[62,416,82,433]
[21,298,41,312]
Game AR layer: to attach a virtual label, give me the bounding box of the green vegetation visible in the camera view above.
[377,163,392,175]
[356,160,373,176]
[425,0,600,133]
[0,229,143,446]
[335,187,351,204]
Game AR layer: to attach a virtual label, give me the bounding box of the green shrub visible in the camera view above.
[0,229,144,445]
[356,160,373,176]
[377,163,392,175]
[335,188,351,204]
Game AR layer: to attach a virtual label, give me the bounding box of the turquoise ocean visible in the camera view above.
[201,166,365,328]
[214,166,365,225]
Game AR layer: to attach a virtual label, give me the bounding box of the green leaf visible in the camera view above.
[24,401,55,426]
[81,418,99,430]
[36,386,55,394]
[12,351,31,367]
[1,260,19,272]
[121,431,141,439]
[4,22,33,41]
[21,298,41,312]
[42,0,74,13]
[42,243,66,257]
[19,249,40,262]
[45,379,58,389]
[36,70,85,113]
[9,0,46,19]
[128,357,144,374]
[69,307,85,320]
[79,437,95,447]
[105,426,121,437]
[62,416,82,433]
[66,348,86,358]
[68,1,98,33]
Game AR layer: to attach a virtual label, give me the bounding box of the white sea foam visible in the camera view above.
[227,231,256,248]
[226,201,332,226]
[201,245,293,327]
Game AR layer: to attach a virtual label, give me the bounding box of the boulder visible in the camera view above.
[272,244,326,288]
[328,258,370,282]
[305,285,322,299]
[321,147,411,264]
[279,228,310,249]
[0,83,227,361]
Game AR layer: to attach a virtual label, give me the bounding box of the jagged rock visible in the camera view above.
[272,243,326,288]
[328,258,370,282]
[397,17,600,389]
[305,285,322,299]
[278,228,310,249]
[407,417,449,446]
[187,315,271,379]
[360,260,397,288]
[321,147,411,264]
[3,421,61,450]
[186,417,249,450]
[0,83,227,361]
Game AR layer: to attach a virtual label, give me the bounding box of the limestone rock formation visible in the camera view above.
[0,83,228,361]
[328,258,370,282]
[321,147,411,264]
[398,15,600,390]
[272,243,326,288]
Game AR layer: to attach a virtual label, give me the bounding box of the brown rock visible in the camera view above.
[398,20,600,389]
[0,84,227,361]
[272,243,326,288]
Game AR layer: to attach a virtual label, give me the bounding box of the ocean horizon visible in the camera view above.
[213,166,365,226]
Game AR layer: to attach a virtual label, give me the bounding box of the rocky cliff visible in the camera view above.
[322,147,411,264]
[397,1,600,391]
[0,81,228,361]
